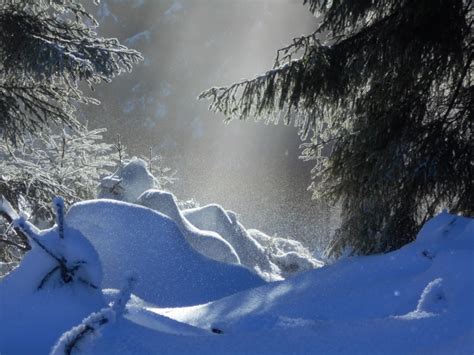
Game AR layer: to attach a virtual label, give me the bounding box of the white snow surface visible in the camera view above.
[0,220,105,354]
[136,190,240,265]
[137,189,321,281]
[85,212,474,354]
[0,204,474,355]
[98,160,320,280]
[65,199,265,306]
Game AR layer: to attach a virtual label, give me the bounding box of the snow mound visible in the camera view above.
[137,190,240,264]
[248,229,323,278]
[66,199,265,306]
[183,205,282,281]
[98,161,321,280]
[136,189,321,281]
[0,216,105,354]
[98,158,155,202]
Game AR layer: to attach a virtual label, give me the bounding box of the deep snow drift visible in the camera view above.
[66,199,265,306]
[98,159,322,281]
[1,207,472,354]
[136,190,240,265]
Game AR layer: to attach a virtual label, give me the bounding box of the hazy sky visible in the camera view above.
[86,0,337,251]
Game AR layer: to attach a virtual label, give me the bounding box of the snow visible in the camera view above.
[0,209,105,354]
[51,275,136,355]
[136,190,240,264]
[136,189,321,280]
[248,228,323,278]
[97,160,320,281]
[80,211,474,353]
[65,199,265,306]
[139,212,473,354]
[0,261,15,277]
[2,203,473,354]
[183,205,279,278]
[98,158,155,202]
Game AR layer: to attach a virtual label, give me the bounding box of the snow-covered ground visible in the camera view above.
[1,190,473,354]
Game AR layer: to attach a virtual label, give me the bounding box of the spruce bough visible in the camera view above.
[0,0,142,144]
[200,0,473,256]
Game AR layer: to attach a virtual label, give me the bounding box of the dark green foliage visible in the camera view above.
[0,0,143,144]
[200,0,473,256]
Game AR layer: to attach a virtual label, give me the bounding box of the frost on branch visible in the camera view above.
[0,0,143,144]
[0,126,118,265]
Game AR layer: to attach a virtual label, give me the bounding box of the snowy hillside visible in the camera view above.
[1,196,473,354]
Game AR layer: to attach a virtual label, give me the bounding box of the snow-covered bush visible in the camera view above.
[98,158,154,202]
[98,157,174,203]
[248,229,323,278]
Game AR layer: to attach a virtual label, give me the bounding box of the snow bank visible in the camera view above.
[136,190,240,264]
[3,207,472,354]
[126,212,472,354]
[66,199,265,306]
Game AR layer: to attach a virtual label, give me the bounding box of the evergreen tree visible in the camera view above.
[0,0,142,144]
[0,126,118,263]
[200,0,473,256]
